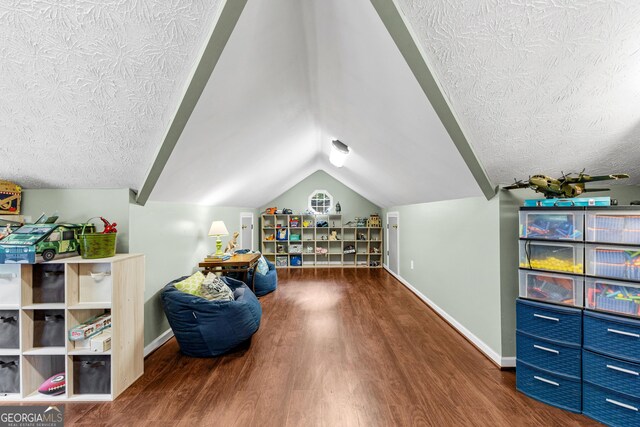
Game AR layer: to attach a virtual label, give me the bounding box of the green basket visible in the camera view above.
[78,220,117,259]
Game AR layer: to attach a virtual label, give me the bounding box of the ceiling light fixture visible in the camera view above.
[330,140,350,168]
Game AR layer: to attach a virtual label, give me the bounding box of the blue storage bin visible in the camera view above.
[516,299,582,345]
[583,350,640,399]
[584,382,640,427]
[516,361,582,413]
[584,311,640,364]
[516,332,581,379]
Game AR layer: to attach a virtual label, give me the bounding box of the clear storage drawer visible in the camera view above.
[520,211,583,241]
[586,244,640,281]
[586,277,640,317]
[586,211,640,244]
[519,240,584,274]
[519,270,583,307]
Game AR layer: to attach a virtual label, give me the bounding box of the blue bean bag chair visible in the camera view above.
[161,276,262,357]
[247,259,278,297]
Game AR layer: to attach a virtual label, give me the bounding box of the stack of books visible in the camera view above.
[205,254,231,262]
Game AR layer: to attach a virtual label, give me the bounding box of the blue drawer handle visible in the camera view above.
[607,328,640,339]
[533,344,559,355]
[534,375,559,386]
[606,398,638,412]
[607,364,640,376]
[533,313,560,322]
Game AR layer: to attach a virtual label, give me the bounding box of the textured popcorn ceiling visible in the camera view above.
[397,0,640,185]
[151,0,482,207]
[0,0,223,188]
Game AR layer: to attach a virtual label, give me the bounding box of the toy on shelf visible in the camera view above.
[69,312,111,341]
[276,228,288,241]
[265,234,274,241]
[367,214,381,228]
[265,207,277,215]
[0,180,21,215]
[316,220,328,228]
[356,217,367,227]
[38,373,65,396]
[343,245,356,254]
[329,231,339,241]
[283,208,293,214]
[290,216,300,227]
[0,215,96,263]
[504,170,629,198]
[336,202,341,214]
[316,247,328,255]
[302,220,312,228]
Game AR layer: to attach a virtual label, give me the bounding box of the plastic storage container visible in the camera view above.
[586,244,640,281]
[583,350,640,399]
[583,381,640,427]
[520,210,583,241]
[519,270,583,307]
[516,332,582,378]
[583,311,640,364]
[519,240,584,274]
[585,277,640,317]
[516,299,582,345]
[516,360,582,413]
[586,211,640,245]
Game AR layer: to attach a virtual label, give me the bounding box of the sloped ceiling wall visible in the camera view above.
[396,0,640,185]
[0,1,223,188]
[150,0,483,207]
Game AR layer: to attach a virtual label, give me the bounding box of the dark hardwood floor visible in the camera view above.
[10,269,601,426]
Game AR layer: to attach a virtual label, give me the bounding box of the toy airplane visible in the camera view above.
[504,170,629,198]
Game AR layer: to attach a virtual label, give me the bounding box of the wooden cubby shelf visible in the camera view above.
[0,254,144,402]
[261,214,383,268]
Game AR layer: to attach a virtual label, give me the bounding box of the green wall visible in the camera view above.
[129,202,257,346]
[383,196,504,356]
[21,189,131,252]
[261,170,381,220]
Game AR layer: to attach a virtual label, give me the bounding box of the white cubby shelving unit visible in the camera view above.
[260,214,382,268]
[0,254,144,402]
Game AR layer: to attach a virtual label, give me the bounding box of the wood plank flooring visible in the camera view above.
[6,269,600,426]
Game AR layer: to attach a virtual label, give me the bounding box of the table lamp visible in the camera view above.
[208,221,229,256]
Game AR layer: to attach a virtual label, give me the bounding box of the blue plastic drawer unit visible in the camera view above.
[516,299,582,345]
[583,350,640,400]
[517,332,581,379]
[584,382,640,427]
[516,361,582,413]
[584,311,640,364]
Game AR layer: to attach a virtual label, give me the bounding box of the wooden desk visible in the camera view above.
[199,253,261,293]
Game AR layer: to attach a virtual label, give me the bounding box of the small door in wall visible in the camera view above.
[387,213,399,275]
[240,213,254,251]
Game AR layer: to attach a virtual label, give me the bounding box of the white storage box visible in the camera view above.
[90,330,111,353]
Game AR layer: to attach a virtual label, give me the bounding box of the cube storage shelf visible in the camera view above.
[517,207,640,426]
[0,254,144,402]
[261,214,382,268]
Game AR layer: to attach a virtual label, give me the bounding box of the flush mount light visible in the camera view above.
[330,140,350,168]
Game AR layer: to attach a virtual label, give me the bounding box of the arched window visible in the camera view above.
[308,190,333,214]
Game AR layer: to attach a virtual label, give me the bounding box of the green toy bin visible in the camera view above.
[78,220,116,259]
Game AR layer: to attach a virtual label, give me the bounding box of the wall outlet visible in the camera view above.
[410,260,414,270]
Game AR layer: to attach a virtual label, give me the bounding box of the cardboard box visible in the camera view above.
[69,313,111,341]
[90,330,111,352]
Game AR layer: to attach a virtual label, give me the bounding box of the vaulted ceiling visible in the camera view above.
[2,0,639,207]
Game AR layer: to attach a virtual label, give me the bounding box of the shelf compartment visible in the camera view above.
[586,244,640,281]
[262,215,276,227]
[289,255,302,267]
[75,264,112,305]
[0,355,20,394]
[23,310,65,350]
[369,229,382,241]
[275,256,288,267]
[519,240,584,274]
[302,254,315,266]
[22,354,66,398]
[0,310,19,349]
[329,254,342,265]
[0,265,21,307]
[586,277,640,317]
[67,309,111,352]
[520,211,583,241]
[71,355,111,395]
[356,254,368,267]
[343,254,355,266]
[586,211,640,244]
[302,229,315,241]
[519,270,583,307]
[356,229,369,241]
[30,264,65,304]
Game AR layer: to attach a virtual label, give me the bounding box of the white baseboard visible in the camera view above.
[383,266,512,368]
[144,328,174,358]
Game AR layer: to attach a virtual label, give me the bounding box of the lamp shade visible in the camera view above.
[208,221,229,237]
[330,139,350,167]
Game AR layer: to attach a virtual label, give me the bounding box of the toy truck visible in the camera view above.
[0,222,95,263]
